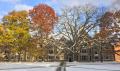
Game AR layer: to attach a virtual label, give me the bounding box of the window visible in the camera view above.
[82,49,87,53]
[81,56,87,61]
[95,51,98,54]
[49,56,53,59]
[95,56,98,60]
[105,56,109,59]
[49,50,53,54]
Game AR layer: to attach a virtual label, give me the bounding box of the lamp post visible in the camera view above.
[99,37,103,62]
[56,46,66,71]
[60,52,66,71]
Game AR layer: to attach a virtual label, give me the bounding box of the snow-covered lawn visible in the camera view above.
[0,62,120,71]
[0,62,59,71]
[66,62,120,71]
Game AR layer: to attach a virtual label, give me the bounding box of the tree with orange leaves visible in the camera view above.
[29,4,58,61]
[29,4,58,33]
[92,11,120,62]
[99,11,120,44]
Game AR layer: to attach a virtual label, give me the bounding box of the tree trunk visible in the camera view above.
[24,50,27,61]
[7,52,11,62]
[100,46,103,62]
[18,52,21,62]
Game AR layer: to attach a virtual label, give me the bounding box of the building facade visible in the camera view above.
[114,42,120,62]
[46,37,115,62]
[64,47,115,62]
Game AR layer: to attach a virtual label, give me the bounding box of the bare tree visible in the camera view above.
[55,6,104,61]
[92,10,120,62]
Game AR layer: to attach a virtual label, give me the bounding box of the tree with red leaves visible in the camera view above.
[29,4,58,33]
[29,4,58,61]
[99,11,120,40]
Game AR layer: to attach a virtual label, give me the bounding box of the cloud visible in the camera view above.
[0,0,21,4]
[0,11,8,22]
[106,0,120,11]
[14,4,33,11]
[61,0,83,7]
[0,15,3,22]
[51,0,57,3]
[113,0,120,4]
[58,0,118,7]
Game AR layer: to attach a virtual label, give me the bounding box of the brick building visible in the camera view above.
[46,37,115,62]
[114,42,120,62]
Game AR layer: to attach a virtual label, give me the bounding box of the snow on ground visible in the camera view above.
[0,62,59,71]
[66,62,120,71]
[0,62,120,71]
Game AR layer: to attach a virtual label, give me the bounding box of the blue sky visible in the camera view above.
[0,0,120,21]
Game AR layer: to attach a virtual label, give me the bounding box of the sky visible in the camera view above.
[0,0,120,21]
